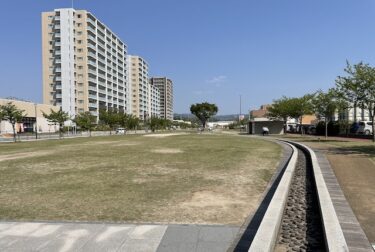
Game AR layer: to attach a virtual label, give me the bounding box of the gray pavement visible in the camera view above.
[0,222,239,252]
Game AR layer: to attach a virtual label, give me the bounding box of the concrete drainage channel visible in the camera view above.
[234,140,356,252]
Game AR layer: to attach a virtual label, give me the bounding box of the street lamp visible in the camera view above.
[34,103,38,139]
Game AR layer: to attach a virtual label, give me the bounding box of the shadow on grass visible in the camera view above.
[330,145,375,157]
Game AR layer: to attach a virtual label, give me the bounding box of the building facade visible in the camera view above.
[42,8,129,120]
[0,98,60,134]
[127,56,150,120]
[150,77,173,120]
[149,82,160,118]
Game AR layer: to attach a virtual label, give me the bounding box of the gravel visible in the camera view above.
[275,148,326,252]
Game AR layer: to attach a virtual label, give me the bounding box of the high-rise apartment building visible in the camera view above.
[127,56,150,120]
[150,77,173,120]
[149,81,160,118]
[42,8,129,119]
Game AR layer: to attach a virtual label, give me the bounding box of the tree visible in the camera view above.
[190,102,218,129]
[335,61,375,142]
[74,112,96,137]
[0,102,26,142]
[267,96,294,133]
[289,95,314,134]
[99,108,119,134]
[127,114,140,133]
[42,109,69,139]
[312,90,338,140]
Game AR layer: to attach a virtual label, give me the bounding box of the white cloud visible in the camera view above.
[206,75,227,86]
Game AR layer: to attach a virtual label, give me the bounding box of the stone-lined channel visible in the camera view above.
[275,148,326,252]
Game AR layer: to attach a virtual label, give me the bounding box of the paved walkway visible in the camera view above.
[0,222,239,252]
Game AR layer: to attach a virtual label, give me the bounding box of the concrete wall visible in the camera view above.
[249,121,284,135]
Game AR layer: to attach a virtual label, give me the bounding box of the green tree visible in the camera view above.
[312,90,338,140]
[74,112,96,137]
[290,95,314,134]
[0,102,26,142]
[99,108,119,134]
[267,96,294,133]
[190,102,218,129]
[335,61,375,142]
[127,114,140,133]
[42,109,69,139]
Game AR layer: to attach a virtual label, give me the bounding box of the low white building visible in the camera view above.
[248,117,284,135]
[0,98,60,135]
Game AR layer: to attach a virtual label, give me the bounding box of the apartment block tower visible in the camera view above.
[42,8,129,119]
[150,77,173,120]
[149,81,161,118]
[127,55,153,120]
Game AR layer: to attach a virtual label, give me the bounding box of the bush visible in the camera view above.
[315,121,340,136]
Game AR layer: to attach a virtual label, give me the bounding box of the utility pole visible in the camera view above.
[239,95,242,122]
[34,103,38,139]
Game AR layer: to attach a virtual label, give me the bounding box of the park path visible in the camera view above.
[0,221,239,252]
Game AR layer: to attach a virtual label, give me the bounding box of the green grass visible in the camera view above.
[0,133,281,224]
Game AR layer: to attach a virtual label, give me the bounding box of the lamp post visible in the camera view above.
[34,103,38,139]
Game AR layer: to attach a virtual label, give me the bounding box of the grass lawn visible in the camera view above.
[0,132,281,225]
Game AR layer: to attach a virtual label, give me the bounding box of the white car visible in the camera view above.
[116,128,126,135]
[358,121,373,135]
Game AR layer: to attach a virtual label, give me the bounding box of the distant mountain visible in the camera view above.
[173,113,244,122]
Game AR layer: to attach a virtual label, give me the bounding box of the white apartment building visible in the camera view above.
[42,8,129,120]
[337,106,371,122]
[150,77,174,120]
[149,81,160,118]
[127,56,150,120]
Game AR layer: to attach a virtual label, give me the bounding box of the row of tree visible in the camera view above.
[268,61,375,142]
[0,103,182,142]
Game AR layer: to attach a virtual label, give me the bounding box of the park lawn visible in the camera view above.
[0,133,281,225]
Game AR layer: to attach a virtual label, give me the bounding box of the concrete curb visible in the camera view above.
[284,140,349,252]
[248,142,298,252]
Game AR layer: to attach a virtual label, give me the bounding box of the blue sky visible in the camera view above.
[1,0,375,115]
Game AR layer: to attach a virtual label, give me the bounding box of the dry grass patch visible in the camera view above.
[0,133,281,225]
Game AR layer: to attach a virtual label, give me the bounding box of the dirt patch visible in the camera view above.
[181,190,243,208]
[113,142,140,147]
[0,151,53,162]
[152,148,183,154]
[143,133,188,138]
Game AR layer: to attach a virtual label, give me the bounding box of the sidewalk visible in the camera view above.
[0,221,239,252]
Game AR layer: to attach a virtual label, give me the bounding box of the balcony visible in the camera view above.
[88,77,97,82]
[88,69,96,75]
[98,64,106,72]
[89,103,97,108]
[54,33,61,38]
[54,58,61,64]
[55,76,62,81]
[54,67,61,73]
[87,18,96,27]
[55,84,62,90]
[99,96,106,102]
[88,60,96,67]
[88,35,96,42]
[88,52,96,58]
[88,85,97,92]
[89,94,97,99]
[54,41,61,47]
[87,26,96,34]
[90,111,98,116]
[87,43,96,51]
[54,50,61,55]
[55,94,62,99]
[54,24,61,30]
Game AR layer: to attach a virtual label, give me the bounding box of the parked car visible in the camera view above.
[358,121,373,135]
[116,128,126,135]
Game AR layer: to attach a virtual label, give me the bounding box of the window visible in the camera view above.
[77,48,83,53]
[77,31,82,35]
[77,23,82,27]
[77,14,81,18]
[78,100,84,104]
[77,40,82,44]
